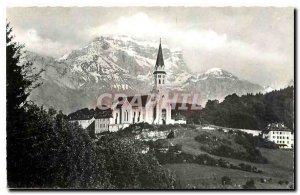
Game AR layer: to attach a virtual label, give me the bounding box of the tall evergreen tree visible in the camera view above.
[6,22,43,187]
[6,22,42,113]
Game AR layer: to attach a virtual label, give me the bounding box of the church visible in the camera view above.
[68,40,186,134]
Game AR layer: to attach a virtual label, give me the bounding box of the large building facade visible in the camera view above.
[263,123,294,149]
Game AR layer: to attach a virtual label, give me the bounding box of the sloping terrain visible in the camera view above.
[122,124,294,189]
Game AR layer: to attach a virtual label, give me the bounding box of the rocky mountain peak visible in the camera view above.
[27,36,264,113]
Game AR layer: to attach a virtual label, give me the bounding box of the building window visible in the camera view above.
[159,79,161,84]
[163,79,164,84]
[138,112,141,122]
[115,113,118,124]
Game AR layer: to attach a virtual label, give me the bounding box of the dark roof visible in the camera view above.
[94,107,113,119]
[67,108,94,120]
[153,70,166,75]
[155,39,164,68]
[267,123,292,132]
[67,106,112,120]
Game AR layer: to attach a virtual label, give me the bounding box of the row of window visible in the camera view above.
[157,75,165,78]
[96,123,108,128]
[77,120,91,124]
[272,136,290,140]
[155,78,165,85]
[276,140,290,144]
[123,111,142,123]
[272,131,290,135]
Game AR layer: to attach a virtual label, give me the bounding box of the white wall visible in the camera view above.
[265,130,294,149]
[95,118,110,134]
[70,118,94,129]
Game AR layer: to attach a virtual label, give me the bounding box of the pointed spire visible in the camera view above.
[155,38,164,68]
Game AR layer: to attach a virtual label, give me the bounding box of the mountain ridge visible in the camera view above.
[26,35,264,113]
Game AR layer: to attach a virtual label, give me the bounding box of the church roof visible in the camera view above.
[155,39,164,68]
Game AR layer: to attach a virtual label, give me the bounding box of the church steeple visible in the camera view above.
[152,39,166,94]
[155,38,164,68]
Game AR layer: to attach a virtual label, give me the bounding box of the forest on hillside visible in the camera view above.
[179,86,294,131]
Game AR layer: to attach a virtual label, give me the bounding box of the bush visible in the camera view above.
[221,176,232,185]
[260,178,267,183]
[167,130,175,139]
[243,179,256,189]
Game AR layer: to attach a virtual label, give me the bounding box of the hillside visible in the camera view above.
[111,123,294,189]
[26,35,263,113]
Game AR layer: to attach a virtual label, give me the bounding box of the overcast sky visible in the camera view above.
[7,7,294,87]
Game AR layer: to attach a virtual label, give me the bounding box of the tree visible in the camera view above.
[6,22,42,113]
[6,22,43,187]
[194,87,294,131]
[96,135,176,189]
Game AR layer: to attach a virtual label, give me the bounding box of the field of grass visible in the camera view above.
[157,125,294,189]
[165,162,293,189]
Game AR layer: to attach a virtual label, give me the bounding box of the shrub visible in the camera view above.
[221,176,232,185]
[243,179,256,189]
[218,128,224,132]
[167,130,175,139]
[260,178,267,183]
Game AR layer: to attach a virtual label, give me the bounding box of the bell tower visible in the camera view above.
[151,38,166,95]
[150,39,171,125]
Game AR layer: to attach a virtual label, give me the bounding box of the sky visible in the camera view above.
[6,7,294,88]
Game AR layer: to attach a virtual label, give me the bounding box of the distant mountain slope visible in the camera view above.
[27,35,264,113]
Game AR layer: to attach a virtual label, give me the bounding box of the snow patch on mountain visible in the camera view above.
[205,67,223,75]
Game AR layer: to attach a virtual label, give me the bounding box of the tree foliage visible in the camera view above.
[96,135,175,189]
[179,87,294,130]
[6,23,43,113]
